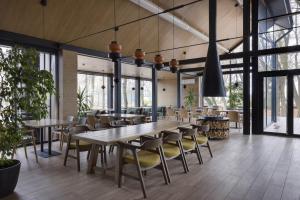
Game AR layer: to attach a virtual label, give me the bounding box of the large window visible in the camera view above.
[77,73,108,110]
[121,78,136,108]
[140,80,152,107]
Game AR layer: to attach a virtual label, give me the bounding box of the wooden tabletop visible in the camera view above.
[23,119,68,128]
[73,121,188,145]
[97,113,145,119]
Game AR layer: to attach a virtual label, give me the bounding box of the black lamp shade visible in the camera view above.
[201,0,226,97]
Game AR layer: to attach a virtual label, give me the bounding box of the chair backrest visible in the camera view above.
[178,127,196,136]
[161,130,182,142]
[192,124,210,132]
[69,126,89,135]
[87,115,97,127]
[227,111,239,122]
[141,137,163,150]
[179,109,188,118]
[166,107,175,116]
[66,115,74,123]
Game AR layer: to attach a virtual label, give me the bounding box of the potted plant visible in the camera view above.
[184,88,196,111]
[77,87,90,123]
[0,46,55,198]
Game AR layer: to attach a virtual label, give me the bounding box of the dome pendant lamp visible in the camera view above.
[201,0,226,97]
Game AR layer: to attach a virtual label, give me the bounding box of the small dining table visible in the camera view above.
[73,120,188,182]
[23,119,68,158]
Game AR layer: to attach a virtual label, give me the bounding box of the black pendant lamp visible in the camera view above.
[201,0,226,97]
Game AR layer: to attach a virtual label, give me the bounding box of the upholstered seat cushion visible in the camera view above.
[181,138,196,151]
[163,143,180,158]
[124,150,161,168]
[69,140,91,150]
[196,135,208,144]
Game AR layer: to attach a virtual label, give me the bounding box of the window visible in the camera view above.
[140,80,152,107]
[77,73,108,110]
[121,78,136,108]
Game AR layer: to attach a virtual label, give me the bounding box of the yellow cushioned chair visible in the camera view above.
[118,136,170,198]
[178,127,203,165]
[191,124,213,158]
[64,126,91,172]
[161,130,189,176]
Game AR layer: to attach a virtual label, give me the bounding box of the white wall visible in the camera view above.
[158,79,177,107]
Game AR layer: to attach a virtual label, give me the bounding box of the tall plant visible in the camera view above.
[77,87,90,118]
[227,82,243,109]
[184,88,196,110]
[0,46,55,166]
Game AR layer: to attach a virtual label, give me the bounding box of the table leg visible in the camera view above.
[48,126,52,155]
[115,143,121,184]
[87,144,100,174]
[40,128,44,152]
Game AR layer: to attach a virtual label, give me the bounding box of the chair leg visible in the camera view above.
[133,150,147,198]
[159,147,171,184]
[118,146,124,188]
[87,149,91,160]
[32,138,38,163]
[160,163,169,185]
[76,140,81,172]
[103,145,107,164]
[195,145,203,165]
[23,144,28,159]
[207,141,213,158]
[178,143,189,173]
[63,139,71,166]
[100,146,104,165]
[59,133,63,151]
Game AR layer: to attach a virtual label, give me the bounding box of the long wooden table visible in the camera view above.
[73,121,188,182]
[23,119,68,158]
[96,113,145,119]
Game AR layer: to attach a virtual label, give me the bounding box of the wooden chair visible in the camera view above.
[177,127,203,165]
[52,115,74,150]
[118,136,170,198]
[161,130,189,174]
[227,111,242,128]
[191,124,213,158]
[12,129,38,163]
[63,126,91,171]
[179,108,189,122]
[165,107,176,120]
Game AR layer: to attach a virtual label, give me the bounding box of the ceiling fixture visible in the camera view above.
[109,0,122,62]
[154,0,164,71]
[169,0,178,74]
[134,0,146,67]
[201,0,226,97]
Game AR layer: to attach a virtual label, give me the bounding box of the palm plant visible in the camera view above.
[184,88,196,110]
[77,87,90,118]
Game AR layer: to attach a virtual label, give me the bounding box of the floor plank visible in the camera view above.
[3,129,300,200]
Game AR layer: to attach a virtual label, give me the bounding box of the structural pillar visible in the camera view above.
[152,67,158,122]
[108,74,114,110]
[114,60,122,114]
[177,71,182,108]
[243,0,251,135]
[136,77,141,107]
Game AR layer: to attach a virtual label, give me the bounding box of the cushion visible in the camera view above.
[124,150,161,168]
[196,135,208,144]
[181,138,196,151]
[163,143,180,158]
[69,140,91,150]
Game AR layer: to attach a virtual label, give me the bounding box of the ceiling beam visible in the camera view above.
[129,0,229,53]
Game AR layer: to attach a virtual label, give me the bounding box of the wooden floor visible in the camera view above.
[3,129,300,200]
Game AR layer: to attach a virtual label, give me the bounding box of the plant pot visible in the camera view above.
[0,160,21,198]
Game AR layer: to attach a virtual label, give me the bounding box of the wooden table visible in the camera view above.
[73,120,188,182]
[23,119,68,158]
[97,113,145,119]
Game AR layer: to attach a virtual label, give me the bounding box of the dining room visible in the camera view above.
[1,0,300,200]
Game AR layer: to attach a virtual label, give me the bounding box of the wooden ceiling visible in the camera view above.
[0,0,243,68]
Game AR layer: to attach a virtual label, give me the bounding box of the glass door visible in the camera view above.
[263,76,288,134]
[293,76,300,135]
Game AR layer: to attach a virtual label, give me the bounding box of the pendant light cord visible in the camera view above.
[42,5,45,39]
[172,0,175,58]
[114,0,117,41]
[157,0,160,53]
[138,0,141,48]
